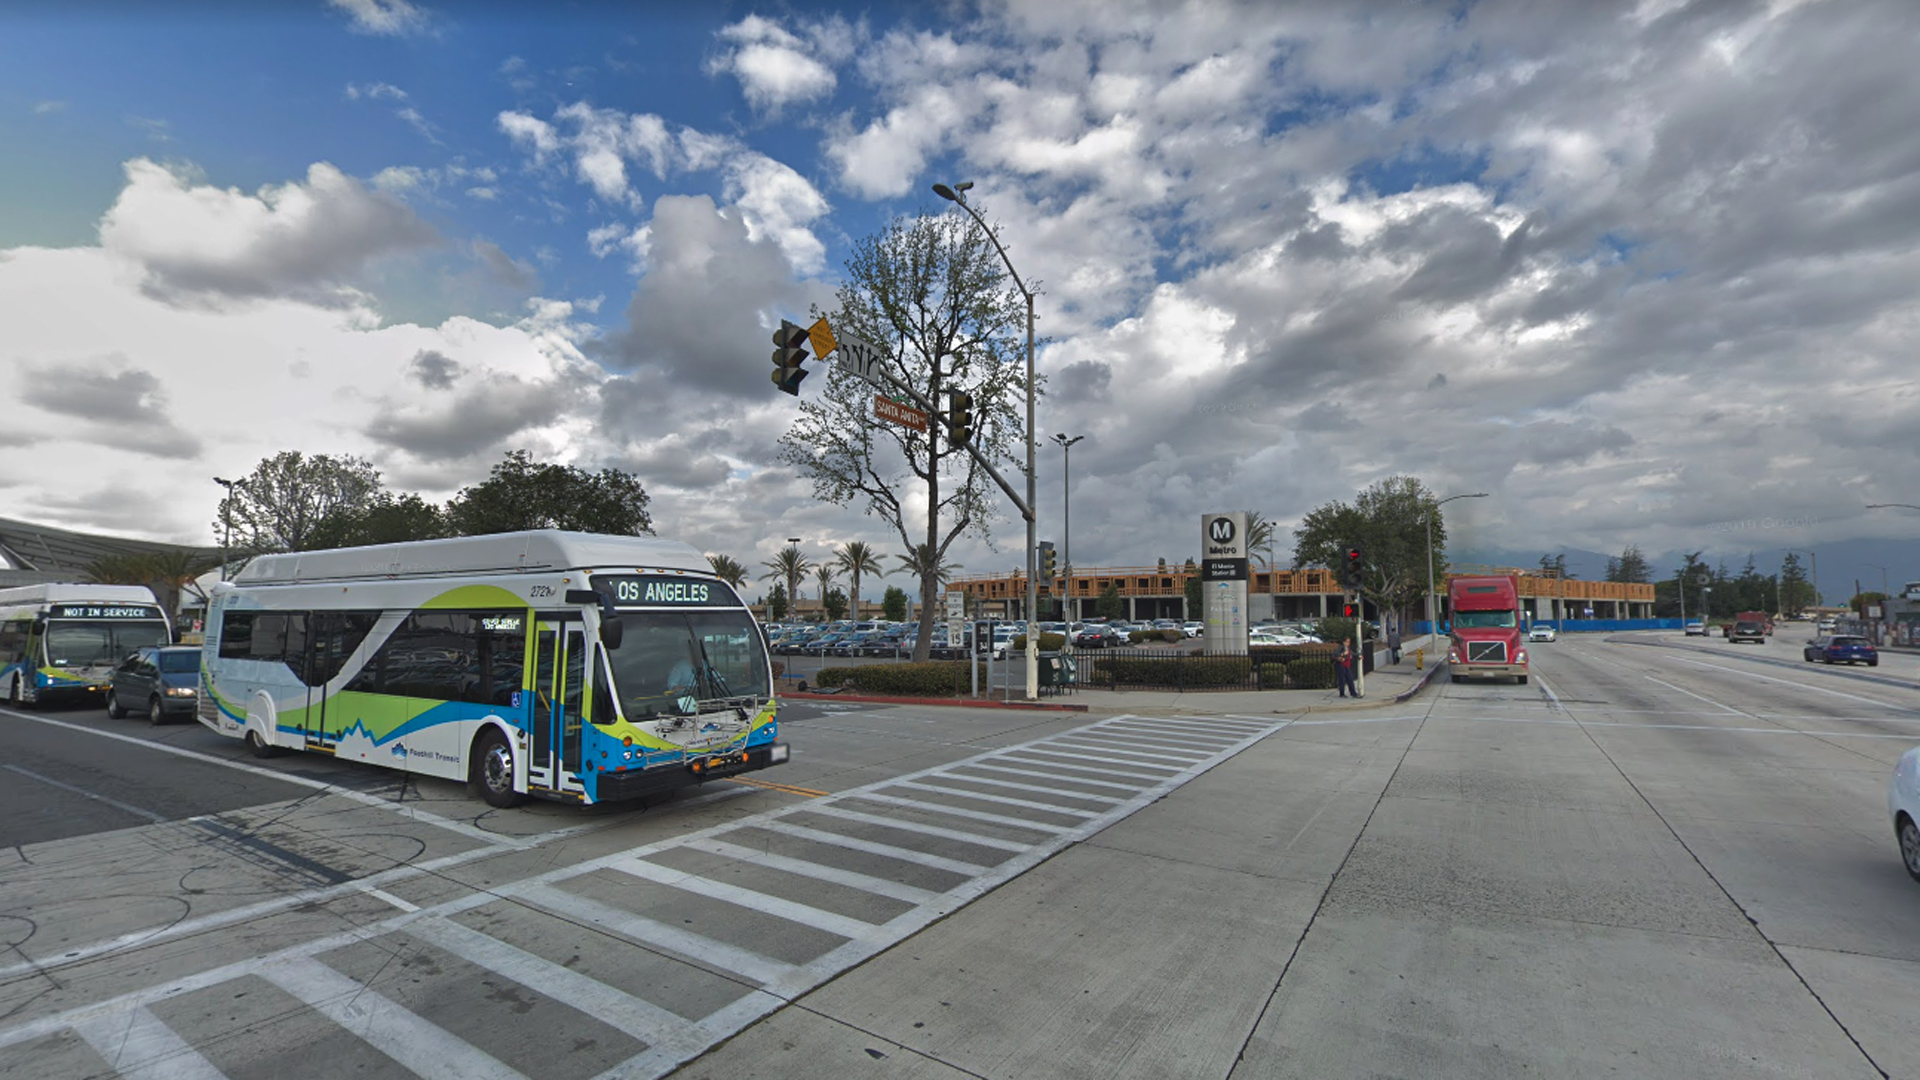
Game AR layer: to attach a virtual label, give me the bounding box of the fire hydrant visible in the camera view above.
[1414,647,1424,670]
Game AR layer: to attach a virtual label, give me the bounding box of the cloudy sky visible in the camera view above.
[3,0,1917,590]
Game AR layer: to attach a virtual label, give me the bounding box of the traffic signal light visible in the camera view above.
[1343,546,1364,590]
[1038,541,1057,582]
[1343,603,1355,618]
[947,390,974,445]
[771,320,810,396]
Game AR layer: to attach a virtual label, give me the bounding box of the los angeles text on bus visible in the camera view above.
[0,583,173,706]
[200,530,788,807]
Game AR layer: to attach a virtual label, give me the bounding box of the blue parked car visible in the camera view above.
[1805,635,1878,666]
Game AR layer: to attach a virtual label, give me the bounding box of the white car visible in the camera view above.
[1183,622,1203,637]
[1888,747,1920,882]
[1527,625,1557,642]
[1684,620,1707,636]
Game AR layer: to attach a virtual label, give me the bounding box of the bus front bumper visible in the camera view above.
[591,742,791,804]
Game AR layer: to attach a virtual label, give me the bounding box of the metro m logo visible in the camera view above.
[1209,518,1236,544]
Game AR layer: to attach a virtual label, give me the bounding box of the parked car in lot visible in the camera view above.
[107,645,199,725]
[1183,621,1203,637]
[1684,620,1706,636]
[1527,625,1558,642]
[1073,625,1123,649]
[1805,635,1877,666]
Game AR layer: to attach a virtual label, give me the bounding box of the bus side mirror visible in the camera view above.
[566,589,624,650]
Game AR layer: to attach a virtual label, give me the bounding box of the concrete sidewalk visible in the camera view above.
[1065,633,1447,716]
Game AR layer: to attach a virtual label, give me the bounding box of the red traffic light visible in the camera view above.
[1343,604,1355,617]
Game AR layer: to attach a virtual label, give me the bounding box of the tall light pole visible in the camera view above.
[213,477,242,581]
[1424,493,1489,639]
[935,180,1040,699]
[1052,433,1083,649]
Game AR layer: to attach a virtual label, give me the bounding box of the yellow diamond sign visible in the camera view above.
[806,317,837,358]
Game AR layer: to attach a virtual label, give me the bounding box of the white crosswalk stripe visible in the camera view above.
[6,712,1284,1080]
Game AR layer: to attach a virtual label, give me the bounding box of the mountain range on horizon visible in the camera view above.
[1453,538,1920,604]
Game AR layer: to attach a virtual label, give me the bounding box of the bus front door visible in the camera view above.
[529,616,587,797]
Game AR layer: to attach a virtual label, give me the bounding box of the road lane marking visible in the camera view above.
[685,838,942,905]
[724,776,829,797]
[846,791,1075,834]
[516,882,800,986]
[0,707,521,850]
[957,761,1146,791]
[613,855,876,941]
[1669,657,1919,711]
[2,763,168,823]
[74,1006,228,1080]
[362,887,421,913]
[754,821,989,876]
[1645,676,1743,715]
[262,956,533,1080]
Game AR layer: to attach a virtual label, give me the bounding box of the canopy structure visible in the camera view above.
[0,515,220,588]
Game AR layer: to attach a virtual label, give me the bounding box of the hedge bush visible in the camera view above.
[1086,654,1252,687]
[1009,633,1067,651]
[805,661,985,696]
[1126,629,1185,644]
[1286,658,1335,689]
[1256,662,1288,689]
[1249,643,1340,666]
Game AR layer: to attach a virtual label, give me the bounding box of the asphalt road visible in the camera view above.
[5,632,1919,1079]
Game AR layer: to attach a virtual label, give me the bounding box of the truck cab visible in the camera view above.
[1447,575,1529,685]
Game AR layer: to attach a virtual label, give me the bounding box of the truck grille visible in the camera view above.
[1466,641,1507,663]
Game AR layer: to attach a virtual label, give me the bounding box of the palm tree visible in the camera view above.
[833,541,886,621]
[141,549,220,619]
[1246,510,1278,596]
[761,545,813,621]
[706,553,748,590]
[814,564,837,611]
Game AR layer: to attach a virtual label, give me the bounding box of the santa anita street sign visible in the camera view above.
[874,394,928,432]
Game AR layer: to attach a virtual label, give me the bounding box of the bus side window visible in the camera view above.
[0,620,27,663]
[591,646,616,725]
[306,613,380,687]
[218,611,255,659]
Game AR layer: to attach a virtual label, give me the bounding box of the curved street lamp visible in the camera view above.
[935,180,1041,699]
[1425,493,1489,637]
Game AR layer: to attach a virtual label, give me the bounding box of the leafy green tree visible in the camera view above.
[1604,545,1650,584]
[778,211,1031,661]
[761,546,814,621]
[307,492,449,549]
[766,583,789,622]
[1246,511,1277,572]
[892,543,963,593]
[219,451,382,553]
[705,553,749,590]
[1779,553,1814,617]
[1183,573,1202,619]
[1293,475,1441,622]
[1095,583,1124,619]
[833,541,886,620]
[1852,591,1890,617]
[881,585,910,622]
[823,587,848,622]
[445,449,652,536]
[813,564,836,607]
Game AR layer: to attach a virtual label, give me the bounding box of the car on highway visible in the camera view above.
[1887,748,1920,882]
[1684,620,1707,636]
[1527,625,1558,642]
[1804,635,1878,666]
[106,645,199,725]
[1728,618,1767,644]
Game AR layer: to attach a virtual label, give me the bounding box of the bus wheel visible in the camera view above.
[473,729,526,808]
[106,689,126,718]
[245,729,280,759]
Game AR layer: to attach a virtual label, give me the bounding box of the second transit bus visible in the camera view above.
[200,530,788,806]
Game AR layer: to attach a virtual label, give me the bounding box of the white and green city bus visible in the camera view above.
[200,531,787,807]
[1,584,173,707]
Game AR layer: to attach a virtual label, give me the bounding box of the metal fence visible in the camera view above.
[1075,645,1348,692]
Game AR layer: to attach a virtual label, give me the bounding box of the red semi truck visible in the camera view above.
[1447,575,1529,685]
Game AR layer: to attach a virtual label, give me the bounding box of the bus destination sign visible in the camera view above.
[50,604,164,620]
[594,575,740,608]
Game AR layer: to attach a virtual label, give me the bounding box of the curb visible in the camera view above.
[779,691,1089,712]
[1394,659,1448,703]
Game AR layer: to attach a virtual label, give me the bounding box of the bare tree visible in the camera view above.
[779,211,1029,660]
[218,451,383,554]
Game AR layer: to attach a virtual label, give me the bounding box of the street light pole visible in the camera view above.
[213,477,241,582]
[1053,433,1083,650]
[935,180,1040,700]
[1424,493,1489,642]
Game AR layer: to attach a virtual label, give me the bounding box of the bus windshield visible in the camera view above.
[1452,610,1517,629]
[606,609,772,720]
[45,620,171,667]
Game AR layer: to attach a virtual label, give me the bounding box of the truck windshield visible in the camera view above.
[605,609,772,720]
[1453,611,1517,629]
